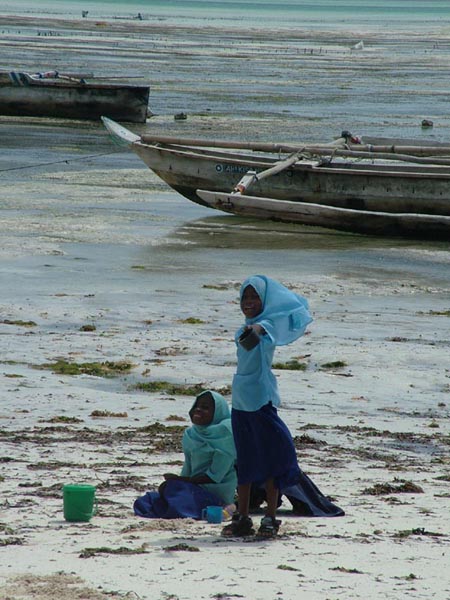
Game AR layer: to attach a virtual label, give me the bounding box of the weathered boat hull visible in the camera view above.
[0,81,150,122]
[197,190,450,239]
[131,142,450,216]
[101,117,450,238]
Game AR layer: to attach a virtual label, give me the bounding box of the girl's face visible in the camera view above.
[190,393,215,426]
[241,285,263,319]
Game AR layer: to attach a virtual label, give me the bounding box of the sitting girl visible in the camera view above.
[134,390,237,519]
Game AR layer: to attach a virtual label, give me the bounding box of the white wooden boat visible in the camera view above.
[0,71,150,122]
[102,117,450,238]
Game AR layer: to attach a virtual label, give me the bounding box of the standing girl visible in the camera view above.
[222,275,313,538]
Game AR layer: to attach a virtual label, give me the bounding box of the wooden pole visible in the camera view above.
[139,134,450,162]
[140,134,343,153]
[311,145,450,158]
[312,148,450,167]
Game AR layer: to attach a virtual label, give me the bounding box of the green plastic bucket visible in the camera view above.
[63,484,97,522]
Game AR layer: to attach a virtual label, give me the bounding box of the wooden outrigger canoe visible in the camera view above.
[0,72,150,122]
[102,117,450,238]
[196,190,450,238]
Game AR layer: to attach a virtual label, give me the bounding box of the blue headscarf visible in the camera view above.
[239,275,313,346]
[183,391,236,459]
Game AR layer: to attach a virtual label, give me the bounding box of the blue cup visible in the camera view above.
[201,505,223,524]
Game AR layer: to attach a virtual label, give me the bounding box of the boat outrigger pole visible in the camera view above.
[233,153,302,195]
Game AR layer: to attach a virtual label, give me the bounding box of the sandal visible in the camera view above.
[221,514,254,537]
[257,516,281,538]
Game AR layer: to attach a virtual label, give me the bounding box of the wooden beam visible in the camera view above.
[139,134,450,163]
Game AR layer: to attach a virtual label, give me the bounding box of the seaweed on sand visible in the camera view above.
[35,359,134,377]
[362,478,423,495]
[132,381,231,396]
[273,360,308,371]
[79,544,148,558]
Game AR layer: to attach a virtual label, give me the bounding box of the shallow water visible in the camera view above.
[2,2,450,141]
[4,0,450,28]
[0,5,449,311]
[2,148,449,314]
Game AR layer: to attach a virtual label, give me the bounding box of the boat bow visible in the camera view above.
[101,116,140,147]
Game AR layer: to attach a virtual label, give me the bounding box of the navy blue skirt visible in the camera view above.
[133,480,224,520]
[231,403,301,489]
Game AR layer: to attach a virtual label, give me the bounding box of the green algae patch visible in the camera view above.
[163,543,200,552]
[132,381,231,397]
[133,381,205,395]
[1,319,37,327]
[80,544,148,558]
[293,434,327,448]
[44,416,84,424]
[330,566,363,574]
[0,537,23,547]
[362,478,423,496]
[36,360,135,377]
[178,317,205,324]
[202,283,237,290]
[320,360,348,369]
[90,410,128,418]
[166,414,187,422]
[273,360,307,371]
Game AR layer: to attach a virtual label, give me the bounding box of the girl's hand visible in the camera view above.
[248,323,265,335]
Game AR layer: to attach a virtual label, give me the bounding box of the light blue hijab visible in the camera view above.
[239,275,313,346]
[183,391,236,458]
